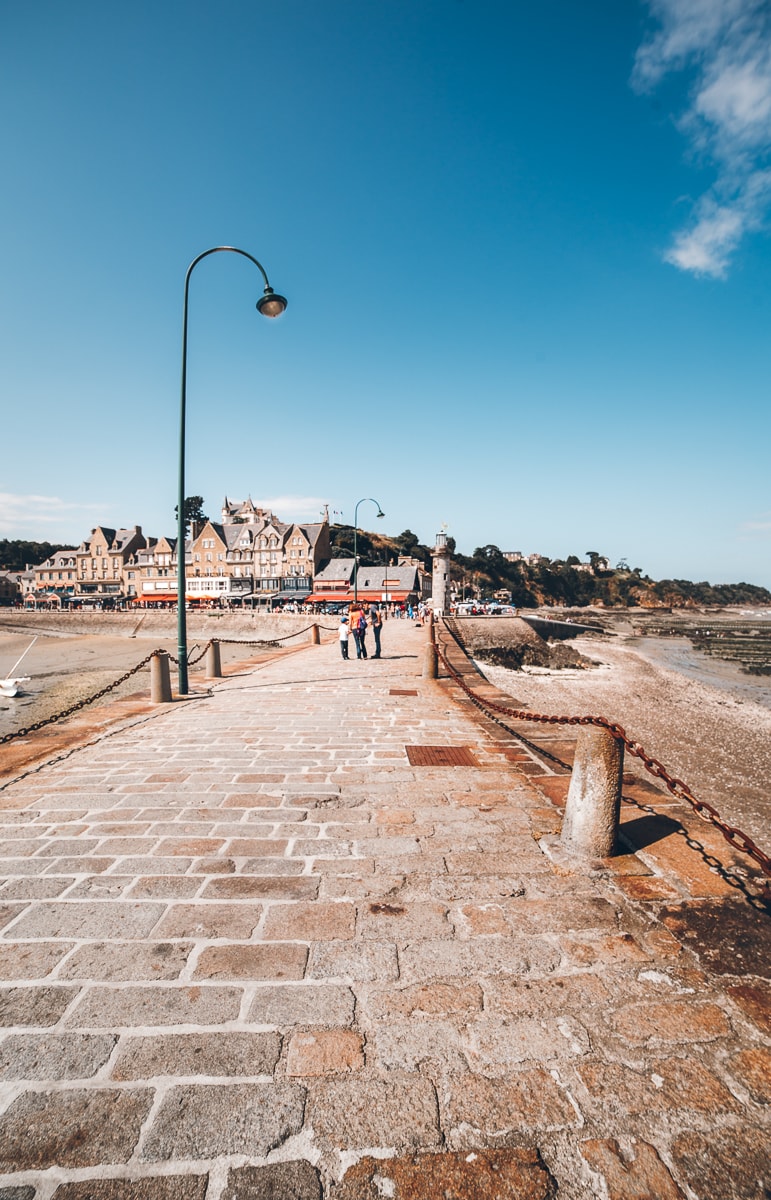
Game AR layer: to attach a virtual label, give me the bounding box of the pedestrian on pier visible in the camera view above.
[369,603,383,658]
[338,616,350,660]
[349,603,368,658]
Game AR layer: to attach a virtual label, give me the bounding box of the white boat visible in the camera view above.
[0,676,30,698]
[1,637,37,697]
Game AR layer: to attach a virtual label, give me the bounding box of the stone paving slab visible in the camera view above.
[0,619,768,1199]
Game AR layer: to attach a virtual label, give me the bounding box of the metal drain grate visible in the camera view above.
[390,688,418,696]
[406,745,479,767]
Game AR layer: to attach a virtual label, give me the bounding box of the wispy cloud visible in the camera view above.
[254,496,337,523]
[739,512,771,538]
[633,0,771,277]
[0,493,103,539]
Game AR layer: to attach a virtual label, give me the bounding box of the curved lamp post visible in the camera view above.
[177,246,287,694]
[352,497,385,604]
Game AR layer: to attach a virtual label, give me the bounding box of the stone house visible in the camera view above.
[30,550,78,605]
[73,527,147,605]
[308,559,429,607]
[128,536,178,605]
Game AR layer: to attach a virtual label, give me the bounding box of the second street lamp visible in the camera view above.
[352,497,385,604]
[177,246,287,695]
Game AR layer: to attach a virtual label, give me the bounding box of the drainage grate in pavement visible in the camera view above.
[390,688,418,696]
[406,745,479,767]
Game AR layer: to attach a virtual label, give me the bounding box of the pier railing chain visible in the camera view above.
[435,625,771,887]
[0,625,336,747]
[0,649,167,745]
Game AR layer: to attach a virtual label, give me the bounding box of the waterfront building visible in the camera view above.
[72,526,147,607]
[29,550,78,606]
[0,570,23,607]
[129,536,177,606]
[307,558,429,607]
[125,501,331,610]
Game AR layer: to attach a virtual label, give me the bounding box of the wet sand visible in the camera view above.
[477,632,771,851]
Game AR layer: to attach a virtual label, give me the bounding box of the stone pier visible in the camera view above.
[0,618,768,1199]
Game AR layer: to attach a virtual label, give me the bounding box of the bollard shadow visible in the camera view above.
[618,811,683,851]
[619,794,769,911]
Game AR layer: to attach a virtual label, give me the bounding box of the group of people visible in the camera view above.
[338,602,383,660]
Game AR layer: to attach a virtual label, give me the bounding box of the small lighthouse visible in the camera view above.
[430,530,451,615]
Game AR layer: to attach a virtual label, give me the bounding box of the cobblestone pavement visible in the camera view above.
[0,620,768,1199]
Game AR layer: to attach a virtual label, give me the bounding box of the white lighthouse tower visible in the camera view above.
[430,529,451,615]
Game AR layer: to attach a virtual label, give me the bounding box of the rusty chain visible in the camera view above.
[212,623,336,646]
[434,627,771,885]
[0,649,168,745]
[0,625,334,747]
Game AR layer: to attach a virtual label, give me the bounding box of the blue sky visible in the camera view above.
[2,0,770,586]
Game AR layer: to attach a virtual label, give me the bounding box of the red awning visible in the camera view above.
[303,591,352,603]
[305,590,411,603]
[133,593,182,602]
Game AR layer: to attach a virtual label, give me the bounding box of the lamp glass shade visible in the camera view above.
[257,289,288,318]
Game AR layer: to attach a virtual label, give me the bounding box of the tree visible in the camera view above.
[0,539,76,571]
[174,496,207,535]
[395,529,421,556]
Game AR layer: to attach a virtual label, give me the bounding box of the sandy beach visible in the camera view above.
[477,630,771,851]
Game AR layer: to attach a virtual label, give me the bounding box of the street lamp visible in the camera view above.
[177,246,287,694]
[352,497,384,604]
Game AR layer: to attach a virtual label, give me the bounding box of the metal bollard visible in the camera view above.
[150,652,172,703]
[205,640,223,678]
[311,623,320,645]
[423,641,438,679]
[561,725,624,857]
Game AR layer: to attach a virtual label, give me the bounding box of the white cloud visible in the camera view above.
[0,493,103,539]
[633,0,771,277]
[740,513,771,538]
[252,496,336,522]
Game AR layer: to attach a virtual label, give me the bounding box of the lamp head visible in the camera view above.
[257,287,288,318]
[377,509,385,519]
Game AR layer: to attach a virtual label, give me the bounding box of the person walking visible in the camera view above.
[369,603,383,658]
[338,616,350,660]
[349,603,368,658]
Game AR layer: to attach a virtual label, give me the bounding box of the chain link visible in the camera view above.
[0,625,333,747]
[0,649,168,745]
[434,628,771,884]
